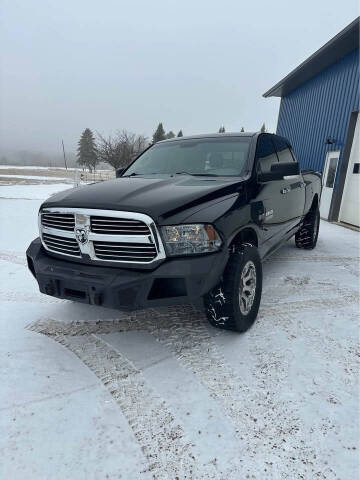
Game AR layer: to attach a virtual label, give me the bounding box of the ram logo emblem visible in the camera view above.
[75,227,89,245]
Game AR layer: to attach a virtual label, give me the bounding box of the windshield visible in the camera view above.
[124,137,251,177]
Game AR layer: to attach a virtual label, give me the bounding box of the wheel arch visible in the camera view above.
[228,227,259,249]
[310,193,319,212]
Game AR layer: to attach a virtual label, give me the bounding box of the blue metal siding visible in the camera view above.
[277,49,359,175]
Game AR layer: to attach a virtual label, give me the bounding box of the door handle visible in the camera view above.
[281,187,290,194]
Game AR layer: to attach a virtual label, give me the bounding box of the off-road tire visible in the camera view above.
[295,205,320,250]
[203,244,262,332]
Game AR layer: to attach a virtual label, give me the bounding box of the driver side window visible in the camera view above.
[255,135,278,174]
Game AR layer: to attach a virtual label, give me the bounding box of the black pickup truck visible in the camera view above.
[27,132,322,332]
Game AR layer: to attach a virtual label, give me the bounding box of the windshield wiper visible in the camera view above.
[174,172,219,177]
[122,172,157,177]
[123,172,220,178]
[192,173,219,177]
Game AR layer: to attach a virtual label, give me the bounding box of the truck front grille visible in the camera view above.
[90,216,150,235]
[39,208,165,265]
[41,213,75,231]
[42,233,81,257]
[93,241,157,262]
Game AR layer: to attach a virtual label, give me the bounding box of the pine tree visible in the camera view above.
[177,130,183,137]
[218,126,225,133]
[152,123,166,143]
[260,123,266,133]
[77,128,98,172]
[240,127,245,132]
[165,131,175,139]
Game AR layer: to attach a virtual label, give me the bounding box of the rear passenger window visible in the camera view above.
[273,136,294,163]
[255,135,278,174]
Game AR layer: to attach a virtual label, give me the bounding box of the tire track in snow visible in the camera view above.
[28,321,221,480]
[260,290,359,316]
[143,307,326,479]
[244,315,340,480]
[27,314,137,336]
[29,311,265,477]
[0,290,66,304]
[252,309,359,479]
[342,263,360,277]
[28,307,324,477]
[29,310,280,476]
[27,279,358,479]
[0,251,27,266]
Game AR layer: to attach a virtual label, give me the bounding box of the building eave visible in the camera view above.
[263,17,359,98]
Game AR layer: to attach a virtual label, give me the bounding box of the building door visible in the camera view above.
[339,115,360,227]
[320,151,340,220]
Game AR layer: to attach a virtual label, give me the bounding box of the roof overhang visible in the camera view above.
[263,17,359,98]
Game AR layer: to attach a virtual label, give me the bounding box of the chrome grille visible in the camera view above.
[42,233,80,257]
[41,213,75,231]
[94,241,157,262]
[90,216,150,235]
[39,208,166,264]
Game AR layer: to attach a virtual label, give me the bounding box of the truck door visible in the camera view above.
[272,136,305,231]
[251,134,289,253]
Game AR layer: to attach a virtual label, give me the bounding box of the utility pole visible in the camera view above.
[61,139,68,170]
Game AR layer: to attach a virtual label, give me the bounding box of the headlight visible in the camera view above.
[161,224,222,256]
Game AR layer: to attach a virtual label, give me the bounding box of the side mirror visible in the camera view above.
[258,162,300,182]
[116,168,125,178]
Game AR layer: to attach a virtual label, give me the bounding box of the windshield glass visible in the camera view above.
[125,137,251,177]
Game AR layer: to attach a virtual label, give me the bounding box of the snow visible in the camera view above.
[0,180,359,480]
[0,165,56,170]
[0,165,112,172]
[0,174,71,180]
[0,183,74,200]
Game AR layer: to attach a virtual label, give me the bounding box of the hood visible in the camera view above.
[41,175,246,224]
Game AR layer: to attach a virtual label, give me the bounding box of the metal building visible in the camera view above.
[264,18,359,227]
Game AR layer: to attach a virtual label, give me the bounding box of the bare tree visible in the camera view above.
[97,130,148,169]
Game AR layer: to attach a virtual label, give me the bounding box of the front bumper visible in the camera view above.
[26,238,228,310]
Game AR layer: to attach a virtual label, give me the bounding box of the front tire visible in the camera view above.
[204,244,262,332]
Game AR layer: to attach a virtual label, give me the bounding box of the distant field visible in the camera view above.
[0,166,115,185]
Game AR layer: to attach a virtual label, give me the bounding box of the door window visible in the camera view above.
[255,135,278,173]
[325,157,338,188]
[272,136,294,163]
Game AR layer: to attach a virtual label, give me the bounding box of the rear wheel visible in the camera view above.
[295,205,320,249]
[203,244,262,332]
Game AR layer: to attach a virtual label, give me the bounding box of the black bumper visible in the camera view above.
[26,238,228,310]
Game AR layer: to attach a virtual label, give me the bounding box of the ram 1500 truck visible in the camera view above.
[27,132,322,332]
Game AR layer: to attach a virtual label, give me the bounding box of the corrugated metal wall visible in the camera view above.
[277,49,359,175]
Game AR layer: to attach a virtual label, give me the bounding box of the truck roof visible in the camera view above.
[158,132,258,143]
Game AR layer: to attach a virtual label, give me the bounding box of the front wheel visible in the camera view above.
[203,244,262,332]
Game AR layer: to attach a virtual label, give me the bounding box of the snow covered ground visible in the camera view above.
[0,174,72,181]
[0,181,359,480]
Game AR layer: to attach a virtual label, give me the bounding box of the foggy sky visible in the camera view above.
[0,0,358,155]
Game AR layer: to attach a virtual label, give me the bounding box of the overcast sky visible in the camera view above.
[0,0,358,154]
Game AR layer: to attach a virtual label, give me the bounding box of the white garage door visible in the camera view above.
[340,114,360,227]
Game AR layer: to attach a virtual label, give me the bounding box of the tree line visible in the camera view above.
[77,122,267,171]
[77,123,183,171]
[218,123,266,133]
